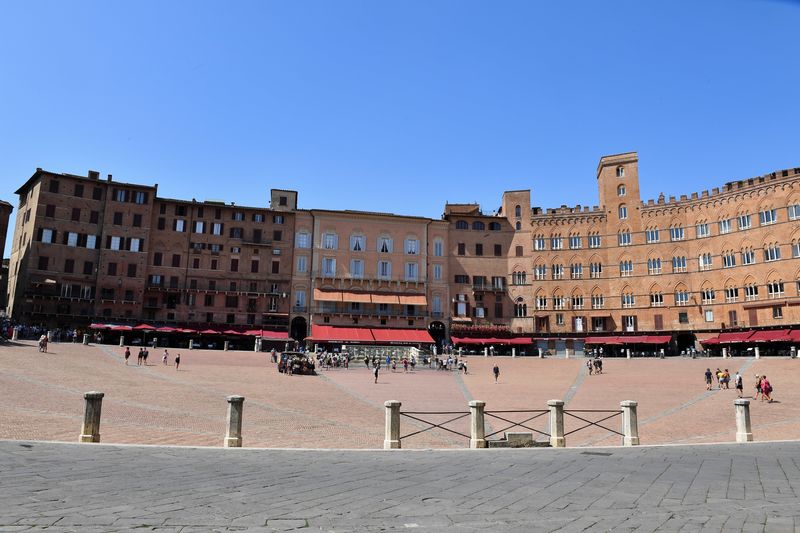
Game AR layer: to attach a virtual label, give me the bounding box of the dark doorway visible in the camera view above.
[675,332,696,354]
[290,316,307,341]
[428,321,446,346]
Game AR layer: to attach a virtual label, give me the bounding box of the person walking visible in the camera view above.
[734,371,743,398]
[754,374,762,400]
[175,353,181,371]
[373,363,379,384]
[493,364,500,383]
[162,349,169,366]
[760,375,773,403]
[705,368,713,391]
[124,347,130,365]
[586,359,593,375]
[137,348,144,366]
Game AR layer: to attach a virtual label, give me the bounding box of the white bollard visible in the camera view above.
[12,328,19,341]
[722,347,727,358]
[734,399,753,443]
[384,400,401,449]
[469,400,487,449]
[621,400,640,446]
[119,335,125,347]
[512,347,516,358]
[224,340,230,351]
[189,339,193,350]
[548,399,565,448]
[754,346,760,359]
[626,348,631,359]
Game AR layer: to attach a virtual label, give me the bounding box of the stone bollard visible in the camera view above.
[469,400,487,448]
[119,335,125,347]
[621,400,640,446]
[734,399,753,443]
[224,395,245,447]
[224,340,230,351]
[79,391,104,443]
[188,339,193,350]
[548,399,565,448]
[82,333,89,345]
[722,347,727,358]
[383,400,401,449]
[12,328,19,341]
[512,348,516,358]
[484,347,488,357]
[626,349,631,360]
[754,346,760,359]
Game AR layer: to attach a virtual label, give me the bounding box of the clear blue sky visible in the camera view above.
[2,0,799,258]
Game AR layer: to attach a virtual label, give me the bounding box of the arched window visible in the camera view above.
[617,184,626,197]
[515,221,522,230]
[618,204,628,219]
[472,221,485,231]
[616,166,625,178]
[514,297,527,317]
[515,205,521,217]
[488,221,501,231]
[455,220,468,230]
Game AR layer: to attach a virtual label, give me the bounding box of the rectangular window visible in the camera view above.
[174,219,186,232]
[154,253,164,267]
[323,257,336,276]
[405,262,418,281]
[433,264,442,281]
[569,235,582,249]
[433,239,444,256]
[296,256,307,273]
[212,223,223,235]
[49,180,59,193]
[725,287,738,303]
[323,233,338,249]
[295,232,310,248]
[454,274,469,284]
[588,234,601,248]
[745,285,759,301]
[571,295,584,310]
[405,239,419,255]
[675,291,690,306]
[764,246,781,262]
[696,223,710,238]
[719,219,732,234]
[552,264,564,280]
[271,260,280,274]
[110,236,121,250]
[494,243,502,256]
[194,221,205,233]
[127,264,137,277]
[553,296,564,310]
[646,229,660,243]
[619,261,633,277]
[570,263,583,279]
[251,260,259,273]
[71,208,81,222]
[759,209,777,226]
[699,253,712,271]
[788,204,800,221]
[41,228,54,243]
[650,293,664,307]
[113,212,123,225]
[232,212,244,221]
[73,183,84,197]
[515,245,523,257]
[551,236,563,250]
[773,306,783,319]
[273,214,284,224]
[457,243,465,256]
[535,265,547,280]
[742,249,755,265]
[618,232,631,246]
[172,254,181,268]
[767,282,784,298]
[591,294,604,309]
[534,236,546,250]
[134,191,147,204]
[129,238,141,252]
[132,214,142,227]
[669,227,684,241]
[793,242,800,258]
[621,294,635,309]
[589,262,602,279]
[723,253,736,268]
[64,259,74,273]
[107,262,118,276]
[350,235,365,251]
[647,258,662,275]
[737,214,751,230]
[89,210,99,224]
[475,243,483,256]
[378,260,391,279]
[230,259,239,272]
[350,259,364,278]
[83,261,93,275]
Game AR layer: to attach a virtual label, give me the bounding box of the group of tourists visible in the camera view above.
[123,346,181,370]
[704,368,773,402]
[585,358,603,375]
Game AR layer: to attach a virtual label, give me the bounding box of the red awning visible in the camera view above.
[223,329,243,335]
[451,336,486,344]
[110,325,132,331]
[716,331,755,343]
[616,335,672,344]
[450,336,530,345]
[583,336,623,345]
[89,323,110,329]
[307,325,375,343]
[200,329,220,335]
[133,324,156,330]
[791,330,800,341]
[370,328,434,343]
[700,337,720,345]
[156,326,177,333]
[749,329,792,342]
[644,335,672,344]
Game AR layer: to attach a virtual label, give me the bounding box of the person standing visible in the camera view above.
[734,371,743,398]
[586,359,593,376]
[754,374,762,400]
[373,363,379,384]
[162,349,169,366]
[124,347,130,365]
[493,364,500,383]
[175,353,181,371]
[705,368,713,391]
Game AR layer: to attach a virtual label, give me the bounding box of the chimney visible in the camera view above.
[88,170,100,180]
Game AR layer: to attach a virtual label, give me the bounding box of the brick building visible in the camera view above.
[0,199,13,312]
[5,154,800,352]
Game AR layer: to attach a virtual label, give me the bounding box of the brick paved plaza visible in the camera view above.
[2,339,800,449]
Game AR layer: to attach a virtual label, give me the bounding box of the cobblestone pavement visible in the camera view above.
[1,440,800,532]
[2,340,800,448]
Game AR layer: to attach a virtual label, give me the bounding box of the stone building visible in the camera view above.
[0,199,13,312]
[5,154,800,352]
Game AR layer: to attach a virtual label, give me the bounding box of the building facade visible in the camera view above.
[0,199,13,313]
[6,154,800,350]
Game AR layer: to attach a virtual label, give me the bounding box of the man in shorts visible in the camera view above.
[705,368,713,390]
[734,371,743,398]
